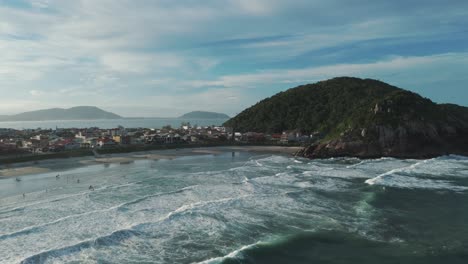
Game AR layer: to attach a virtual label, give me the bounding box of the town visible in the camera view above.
[0,123,316,161]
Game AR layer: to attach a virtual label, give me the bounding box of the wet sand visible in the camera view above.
[0,146,302,178]
[0,166,51,177]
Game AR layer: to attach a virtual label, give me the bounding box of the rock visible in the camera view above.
[298,121,468,159]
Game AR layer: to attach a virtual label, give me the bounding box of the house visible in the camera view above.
[242,132,265,143]
[113,135,122,143]
[268,134,282,142]
[280,132,289,144]
[130,136,144,145]
[80,142,91,149]
[280,130,304,144]
[85,137,98,148]
[164,133,181,144]
[97,138,117,148]
[64,141,81,150]
[229,132,242,141]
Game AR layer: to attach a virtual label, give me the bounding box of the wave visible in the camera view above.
[364,157,468,191]
[18,194,252,263]
[20,227,142,264]
[365,158,437,185]
[0,184,199,241]
[0,181,141,215]
[194,241,262,264]
[118,184,197,208]
[193,229,434,264]
[345,157,396,169]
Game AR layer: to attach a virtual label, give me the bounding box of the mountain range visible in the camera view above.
[0,108,230,122]
[0,106,122,121]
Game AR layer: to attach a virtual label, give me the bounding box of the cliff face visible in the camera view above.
[297,100,468,159]
[298,122,468,159]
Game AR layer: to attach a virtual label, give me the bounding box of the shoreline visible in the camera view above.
[0,145,302,178]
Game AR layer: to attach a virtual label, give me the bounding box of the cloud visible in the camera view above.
[0,0,467,116]
[190,52,468,89]
[29,90,43,96]
[100,52,185,74]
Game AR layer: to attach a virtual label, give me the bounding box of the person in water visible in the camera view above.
[89,185,95,191]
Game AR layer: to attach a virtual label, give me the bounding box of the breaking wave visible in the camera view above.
[2,152,468,264]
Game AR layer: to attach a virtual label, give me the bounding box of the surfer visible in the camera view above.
[56,174,60,179]
[77,179,80,183]
[22,193,25,198]
[89,185,95,191]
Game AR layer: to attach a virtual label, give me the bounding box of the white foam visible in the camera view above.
[365,157,468,191]
[194,241,262,264]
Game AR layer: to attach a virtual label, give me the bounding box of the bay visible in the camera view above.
[0,118,229,130]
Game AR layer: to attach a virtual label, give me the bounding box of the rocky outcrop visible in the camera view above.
[299,121,468,159]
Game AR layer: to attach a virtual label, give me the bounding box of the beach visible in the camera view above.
[0,146,302,178]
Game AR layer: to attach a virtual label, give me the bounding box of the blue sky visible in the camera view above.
[0,0,467,117]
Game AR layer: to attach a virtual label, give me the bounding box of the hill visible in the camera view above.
[0,106,122,121]
[224,77,468,158]
[179,111,229,119]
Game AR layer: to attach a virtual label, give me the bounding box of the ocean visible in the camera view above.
[1,151,468,263]
[0,118,228,130]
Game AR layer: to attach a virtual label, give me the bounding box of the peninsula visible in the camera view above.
[224,77,468,158]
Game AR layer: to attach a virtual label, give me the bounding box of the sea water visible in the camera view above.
[0,118,228,130]
[1,152,468,263]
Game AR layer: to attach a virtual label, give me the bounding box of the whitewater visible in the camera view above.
[1,151,468,263]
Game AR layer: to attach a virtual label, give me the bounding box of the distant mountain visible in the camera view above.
[224,77,468,158]
[179,111,229,119]
[0,106,122,121]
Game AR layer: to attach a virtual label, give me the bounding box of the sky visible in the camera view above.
[0,0,467,117]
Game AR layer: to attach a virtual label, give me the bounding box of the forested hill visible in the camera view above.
[224,77,468,158]
[223,77,468,135]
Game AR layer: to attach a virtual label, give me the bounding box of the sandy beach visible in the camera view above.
[0,146,301,178]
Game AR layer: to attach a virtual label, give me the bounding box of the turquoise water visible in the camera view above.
[1,152,468,263]
[0,118,228,130]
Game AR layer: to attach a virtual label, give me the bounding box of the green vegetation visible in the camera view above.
[224,77,468,138]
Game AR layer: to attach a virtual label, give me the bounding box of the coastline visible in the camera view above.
[0,145,302,178]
